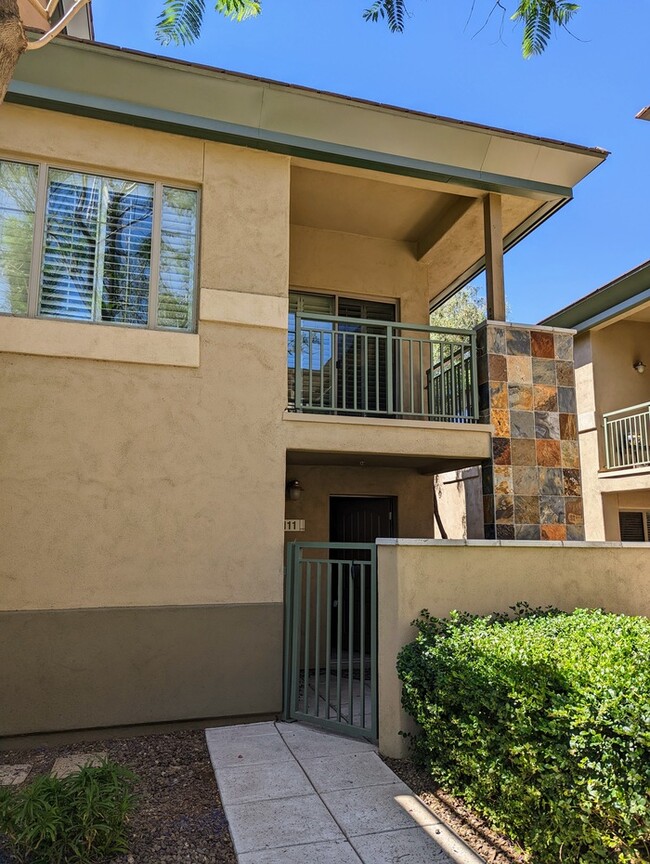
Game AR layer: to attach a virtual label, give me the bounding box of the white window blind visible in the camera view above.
[0,159,199,333]
[0,160,38,316]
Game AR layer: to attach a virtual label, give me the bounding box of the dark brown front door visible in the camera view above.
[330,496,395,544]
[330,496,395,651]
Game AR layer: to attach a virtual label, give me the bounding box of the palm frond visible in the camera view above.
[362,0,407,33]
[156,0,206,46]
[215,0,261,22]
[512,0,580,58]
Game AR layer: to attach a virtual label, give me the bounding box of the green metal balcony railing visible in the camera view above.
[287,312,479,422]
[603,401,650,470]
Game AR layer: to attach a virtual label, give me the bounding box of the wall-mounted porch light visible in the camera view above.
[286,480,304,501]
[633,360,646,374]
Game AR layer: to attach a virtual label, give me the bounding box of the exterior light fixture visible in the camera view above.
[286,480,304,501]
[633,360,646,374]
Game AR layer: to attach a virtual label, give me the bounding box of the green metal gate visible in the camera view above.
[284,542,378,741]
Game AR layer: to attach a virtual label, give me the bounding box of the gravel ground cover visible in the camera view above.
[0,730,236,864]
[383,756,529,864]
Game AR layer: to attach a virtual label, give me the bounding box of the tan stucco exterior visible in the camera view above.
[0,100,498,735]
[378,539,650,757]
[0,41,608,736]
[574,313,650,540]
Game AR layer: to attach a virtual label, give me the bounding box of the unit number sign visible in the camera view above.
[284,519,306,532]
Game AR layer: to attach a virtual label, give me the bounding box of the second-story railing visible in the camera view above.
[287,313,478,423]
[603,401,650,470]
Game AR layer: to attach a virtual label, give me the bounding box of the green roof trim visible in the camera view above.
[6,81,575,201]
[541,259,650,332]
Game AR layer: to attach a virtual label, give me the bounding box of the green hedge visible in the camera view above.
[397,606,650,863]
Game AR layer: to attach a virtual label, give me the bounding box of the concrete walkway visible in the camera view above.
[205,721,485,864]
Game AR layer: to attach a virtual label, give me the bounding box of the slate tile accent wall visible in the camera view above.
[476,322,585,541]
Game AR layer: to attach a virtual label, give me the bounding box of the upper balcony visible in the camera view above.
[603,401,650,472]
[287,312,478,423]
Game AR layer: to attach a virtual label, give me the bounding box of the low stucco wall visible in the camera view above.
[377,539,650,757]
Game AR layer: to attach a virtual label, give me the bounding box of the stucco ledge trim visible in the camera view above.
[0,316,200,367]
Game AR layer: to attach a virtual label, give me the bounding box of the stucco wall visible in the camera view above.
[574,325,650,540]
[377,539,650,757]
[290,224,429,324]
[0,102,496,736]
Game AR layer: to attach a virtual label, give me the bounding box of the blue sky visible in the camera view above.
[92,0,650,323]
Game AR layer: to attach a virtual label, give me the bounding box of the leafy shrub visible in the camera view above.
[397,606,650,864]
[0,762,136,864]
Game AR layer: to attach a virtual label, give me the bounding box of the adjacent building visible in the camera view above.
[543,261,650,541]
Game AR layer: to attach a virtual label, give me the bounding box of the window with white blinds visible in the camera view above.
[619,511,650,542]
[0,159,199,332]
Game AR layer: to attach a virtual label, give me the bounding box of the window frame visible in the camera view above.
[1,157,201,334]
[618,509,650,542]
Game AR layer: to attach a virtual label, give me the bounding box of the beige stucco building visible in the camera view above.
[543,261,650,541]
[0,29,607,739]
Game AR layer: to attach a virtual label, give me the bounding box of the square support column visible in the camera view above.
[483,193,506,322]
[476,322,585,541]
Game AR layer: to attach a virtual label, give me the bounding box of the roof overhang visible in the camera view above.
[9,35,606,199]
[6,35,607,304]
[541,259,650,333]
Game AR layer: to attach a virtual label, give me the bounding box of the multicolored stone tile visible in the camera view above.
[494,465,513,495]
[477,323,583,542]
[514,495,540,524]
[492,437,511,465]
[492,409,511,438]
[559,413,578,440]
[565,497,584,526]
[539,467,563,496]
[558,387,577,414]
[561,440,580,469]
[563,468,581,496]
[540,495,565,524]
[536,439,562,467]
[506,328,531,356]
[489,381,509,409]
[488,353,507,381]
[531,330,555,359]
[567,525,585,541]
[541,523,567,541]
[508,384,534,411]
[511,410,535,439]
[532,357,556,386]
[515,524,541,540]
[554,333,573,361]
[535,411,560,440]
[495,494,514,523]
[511,438,537,466]
[486,326,506,354]
[512,465,539,495]
[507,354,533,385]
[533,384,558,412]
[556,360,575,387]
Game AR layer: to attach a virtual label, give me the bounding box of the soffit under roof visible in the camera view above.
[290,165,459,242]
[618,300,650,324]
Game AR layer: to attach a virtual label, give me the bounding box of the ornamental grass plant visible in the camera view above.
[0,762,136,864]
[398,606,650,863]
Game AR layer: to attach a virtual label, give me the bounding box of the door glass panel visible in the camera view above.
[336,298,396,413]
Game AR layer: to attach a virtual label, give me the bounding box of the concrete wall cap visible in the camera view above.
[375,538,648,549]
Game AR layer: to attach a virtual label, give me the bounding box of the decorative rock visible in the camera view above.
[0,764,31,786]
[51,752,108,778]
